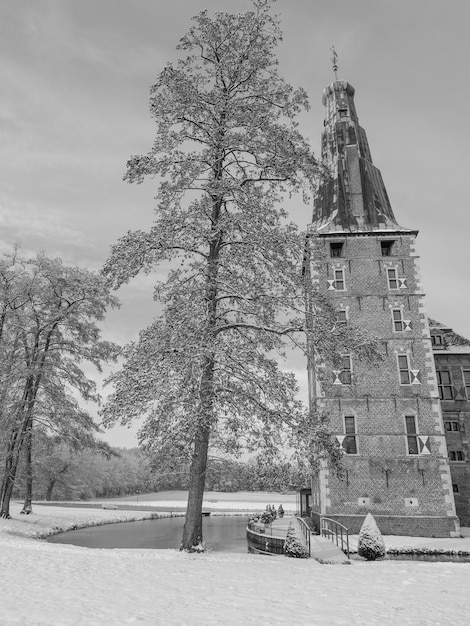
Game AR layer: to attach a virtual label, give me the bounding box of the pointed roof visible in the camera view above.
[311,80,414,235]
[429,318,470,351]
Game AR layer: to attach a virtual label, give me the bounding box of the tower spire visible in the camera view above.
[311,78,413,234]
[330,46,339,81]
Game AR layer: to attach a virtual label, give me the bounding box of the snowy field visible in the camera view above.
[2,501,470,625]
[90,490,298,512]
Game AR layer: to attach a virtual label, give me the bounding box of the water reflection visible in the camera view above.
[47,515,249,552]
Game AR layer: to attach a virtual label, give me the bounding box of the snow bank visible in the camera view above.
[349,532,470,555]
[0,502,172,540]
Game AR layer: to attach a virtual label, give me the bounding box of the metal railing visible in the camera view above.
[320,517,350,558]
[246,522,286,555]
[295,516,311,556]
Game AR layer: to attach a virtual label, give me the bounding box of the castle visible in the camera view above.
[303,77,470,537]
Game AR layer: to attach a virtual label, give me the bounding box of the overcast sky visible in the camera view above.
[1,0,469,447]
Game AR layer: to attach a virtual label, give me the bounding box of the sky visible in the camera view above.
[1,0,469,447]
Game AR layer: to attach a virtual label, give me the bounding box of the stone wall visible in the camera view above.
[324,513,459,538]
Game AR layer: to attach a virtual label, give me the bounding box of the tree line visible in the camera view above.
[0,248,119,516]
[0,238,318,515]
[7,432,307,501]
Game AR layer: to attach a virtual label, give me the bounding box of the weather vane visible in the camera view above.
[330,45,338,81]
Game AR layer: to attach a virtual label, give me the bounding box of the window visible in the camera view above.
[453,483,459,493]
[334,268,345,290]
[387,268,398,289]
[332,356,352,385]
[330,242,344,258]
[327,268,346,291]
[392,309,404,331]
[340,355,352,384]
[437,370,453,400]
[398,354,411,385]
[431,334,444,346]
[343,416,357,454]
[449,450,465,462]
[398,354,420,385]
[444,420,460,432]
[336,309,348,325]
[381,241,395,256]
[405,414,419,455]
[391,308,412,332]
[464,371,470,399]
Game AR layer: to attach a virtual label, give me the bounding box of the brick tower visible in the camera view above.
[306,78,460,537]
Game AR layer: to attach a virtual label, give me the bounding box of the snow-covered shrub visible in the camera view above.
[358,513,386,561]
[284,519,309,558]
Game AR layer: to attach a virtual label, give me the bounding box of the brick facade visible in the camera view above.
[310,512,457,537]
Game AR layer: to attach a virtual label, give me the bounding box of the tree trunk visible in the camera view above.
[1,323,57,517]
[180,119,225,550]
[20,425,33,514]
[0,427,23,518]
[180,234,219,551]
[0,433,26,518]
[181,423,211,550]
[181,353,216,550]
[0,477,16,519]
[45,479,55,501]
[0,389,34,518]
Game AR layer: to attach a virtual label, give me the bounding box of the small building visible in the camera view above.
[296,488,312,518]
[304,77,460,537]
[430,320,470,525]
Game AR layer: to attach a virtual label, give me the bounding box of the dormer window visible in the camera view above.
[330,242,344,258]
[381,240,395,256]
[431,334,444,346]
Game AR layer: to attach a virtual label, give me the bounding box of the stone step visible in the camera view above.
[310,535,351,564]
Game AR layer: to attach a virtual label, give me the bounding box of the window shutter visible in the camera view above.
[453,386,466,401]
[332,370,342,385]
[417,436,431,455]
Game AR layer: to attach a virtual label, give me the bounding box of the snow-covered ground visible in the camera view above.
[2,501,470,625]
